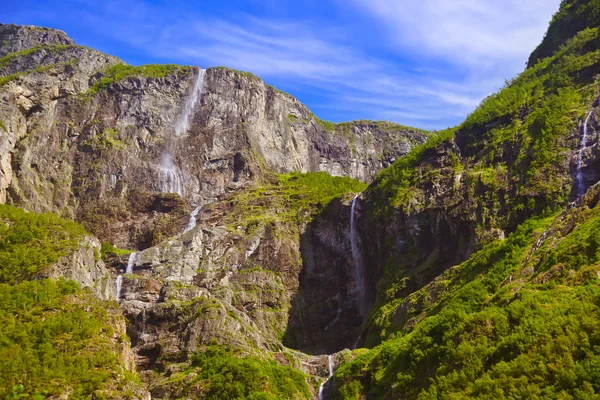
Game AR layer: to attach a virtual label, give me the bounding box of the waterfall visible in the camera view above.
[175,69,206,137]
[115,275,123,301]
[184,207,201,233]
[160,68,206,195]
[576,111,593,197]
[160,152,183,196]
[126,252,136,274]
[318,355,335,400]
[350,195,365,315]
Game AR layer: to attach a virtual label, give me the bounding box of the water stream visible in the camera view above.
[576,111,593,197]
[318,355,334,400]
[184,207,201,233]
[160,68,206,195]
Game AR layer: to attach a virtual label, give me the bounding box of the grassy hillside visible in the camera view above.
[331,0,600,398]
[333,191,600,398]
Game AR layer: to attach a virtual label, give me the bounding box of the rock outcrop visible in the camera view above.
[0,23,427,251]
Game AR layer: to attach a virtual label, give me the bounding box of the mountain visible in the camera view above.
[1,0,600,398]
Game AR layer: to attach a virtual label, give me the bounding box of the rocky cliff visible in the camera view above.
[0,23,427,252]
[3,1,600,398]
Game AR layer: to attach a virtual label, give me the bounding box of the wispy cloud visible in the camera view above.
[344,0,561,69]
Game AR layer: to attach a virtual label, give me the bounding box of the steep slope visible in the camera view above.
[0,23,427,251]
[326,0,600,398]
[0,204,147,399]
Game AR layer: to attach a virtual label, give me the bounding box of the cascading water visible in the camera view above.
[184,207,201,233]
[160,68,206,195]
[350,195,365,315]
[115,275,123,301]
[175,69,206,137]
[126,252,136,274]
[160,153,183,196]
[318,355,335,400]
[116,252,136,301]
[576,111,594,197]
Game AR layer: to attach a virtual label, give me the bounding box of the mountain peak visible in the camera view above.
[0,23,74,57]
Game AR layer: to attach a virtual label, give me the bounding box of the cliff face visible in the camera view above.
[0,23,427,251]
[5,2,600,397]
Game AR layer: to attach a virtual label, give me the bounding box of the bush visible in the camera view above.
[0,205,87,284]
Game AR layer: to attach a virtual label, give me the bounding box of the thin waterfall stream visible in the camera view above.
[160,68,206,195]
[318,355,334,400]
[576,111,594,197]
[116,252,137,301]
[184,207,201,233]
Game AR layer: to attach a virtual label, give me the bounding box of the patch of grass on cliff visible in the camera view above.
[0,278,141,399]
[0,43,75,69]
[370,127,456,211]
[0,204,87,284]
[0,119,6,131]
[221,172,367,229]
[86,63,192,96]
[100,242,134,259]
[79,127,126,152]
[333,207,600,399]
[0,61,76,87]
[162,345,311,399]
[213,66,260,79]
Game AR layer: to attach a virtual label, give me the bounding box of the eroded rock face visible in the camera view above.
[46,235,115,300]
[0,24,74,57]
[0,25,427,250]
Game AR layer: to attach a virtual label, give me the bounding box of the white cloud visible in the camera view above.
[344,0,561,69]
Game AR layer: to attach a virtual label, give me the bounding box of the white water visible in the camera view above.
[318,355,335,400]
[126,252,136,274]
[577,111,593,197]
[175,69,206,136]
[160,152,184,195]
[160,68,206,194]
[350,195,365,315]
[115,275,123,301]
[576,112,593,195]
[184,207,201,233]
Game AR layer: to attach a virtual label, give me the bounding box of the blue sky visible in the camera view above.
[4,0,561,130]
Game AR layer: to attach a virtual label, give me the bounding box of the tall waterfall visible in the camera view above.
[576,111,594,197]
[350,195,365,316]
[175,69,206,137]
[126,252,136,274]
[115,275,123,301]
[160,68,206,194]
[318,355,335,400]
[184,207,201,233]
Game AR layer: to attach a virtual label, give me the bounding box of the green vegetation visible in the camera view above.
[334,203,600,399]
[0,61,76,87]
[214,66,260,79]
[0,44,74,70]
[100,242,134,259]
[215,172,367,229]
[80,127,126,152]
[162,345,311,399]
[0,278,141,399]
[371,22,600,218]
[0,204,86,284]
[85,63,192,96]
[370,127,456,210]
[529,0,600,65]
[0,119,6,131]
[287,113,297,122]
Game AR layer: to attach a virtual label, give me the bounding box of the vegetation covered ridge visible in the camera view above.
[332,186,600,399]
